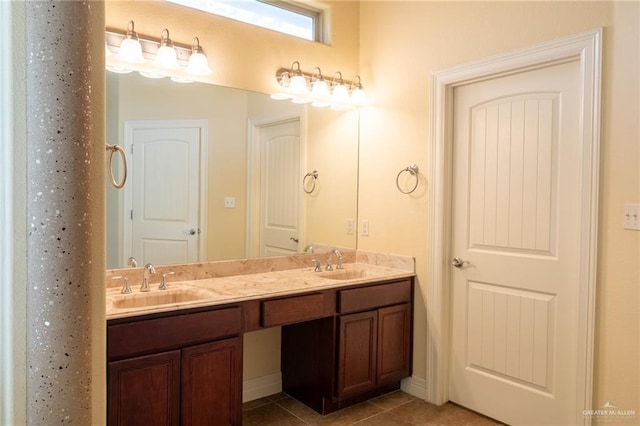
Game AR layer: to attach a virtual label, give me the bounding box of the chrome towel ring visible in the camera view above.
[303,170,319,194]
[396,164,419,194]
[106,143,128,189]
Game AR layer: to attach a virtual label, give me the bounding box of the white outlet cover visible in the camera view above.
[623,203,640,230]
[224,197,236,208]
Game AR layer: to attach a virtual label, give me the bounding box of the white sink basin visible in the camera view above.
[317,269,372,281]
[110,288,214,309]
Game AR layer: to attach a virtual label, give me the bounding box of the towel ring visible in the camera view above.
[303,170,319,194]
[106,144,128,189]
[396,164,419,194]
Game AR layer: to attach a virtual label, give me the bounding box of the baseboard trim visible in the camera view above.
[400,375,427,400]
[242,372,282,403]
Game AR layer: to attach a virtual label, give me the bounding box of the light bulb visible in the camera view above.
[116,21,144,64]
[154,30,178,70]
[351,86,367,106]
[186,37,212,76]
[311,80,330,107]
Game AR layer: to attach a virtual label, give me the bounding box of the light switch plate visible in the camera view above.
[361,219,369,236]
[224,197,236,208]
[346,219,354,235]
[624,203,640,230]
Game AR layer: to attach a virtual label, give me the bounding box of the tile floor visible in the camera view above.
[242,391,504,425]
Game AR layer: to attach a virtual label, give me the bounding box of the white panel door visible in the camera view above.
[128,122,203,265]
[260,119,300,256]
[450,60,582,425]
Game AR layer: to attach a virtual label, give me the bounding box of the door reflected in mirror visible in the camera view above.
[107,72,359,269]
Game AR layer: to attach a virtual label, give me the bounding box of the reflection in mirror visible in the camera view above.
[106,72,359,269]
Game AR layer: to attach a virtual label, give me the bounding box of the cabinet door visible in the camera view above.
[337,310,377,397]
[181,337,242,426]
[377,303,411,385]
[108,350,181,426]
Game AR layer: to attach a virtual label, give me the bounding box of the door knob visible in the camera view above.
[451,257,469,269]
[189,228,196,235]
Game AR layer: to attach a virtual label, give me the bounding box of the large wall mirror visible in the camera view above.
[106,72,359,269]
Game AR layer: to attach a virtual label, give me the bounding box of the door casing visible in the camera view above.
[426,29,602,425]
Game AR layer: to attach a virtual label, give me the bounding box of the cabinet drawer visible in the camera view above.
[338,280,412,314]
[261,293,325,327]
[108,306,241,360]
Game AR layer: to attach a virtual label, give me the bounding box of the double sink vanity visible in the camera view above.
[105,250,415,426]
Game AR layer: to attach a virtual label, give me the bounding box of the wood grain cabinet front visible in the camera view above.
[107,307,243,426]
[282,278,414,415]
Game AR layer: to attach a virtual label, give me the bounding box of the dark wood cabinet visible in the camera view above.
[283,279,414,414]
[337,310,378,397]
[108,350,181,426]
[181,338,242,426]
[108,276,414,422]
[377,304,411,385]
[107,307,243,426]
[337,303,412,397]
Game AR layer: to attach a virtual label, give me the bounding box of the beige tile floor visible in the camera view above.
[243,391,504,425]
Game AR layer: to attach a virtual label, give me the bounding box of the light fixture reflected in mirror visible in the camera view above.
[272,62,368,109]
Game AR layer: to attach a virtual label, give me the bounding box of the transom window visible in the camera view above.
[166,0,324,42]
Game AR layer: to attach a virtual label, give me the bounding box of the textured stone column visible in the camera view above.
[26,1,105,423]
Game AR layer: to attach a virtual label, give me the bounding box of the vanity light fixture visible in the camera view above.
[350,75,367,106]
[310,67,331,107]
[288,61,311,103]
[330,72,350,110]
[106,23,213,83]
[154,29,179,69]
[116,21,144,64]
[185,37,213,76]
[271,62,368,109]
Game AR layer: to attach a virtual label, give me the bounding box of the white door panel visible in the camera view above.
[126,121,206,265]
[450,60,581,425]
[260,120,301,256]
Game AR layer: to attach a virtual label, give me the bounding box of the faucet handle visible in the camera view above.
[112,276,131,294]
[127,256,137,268]
[159,271,175,290]
[325,259,333,271]
[312,259,322,272]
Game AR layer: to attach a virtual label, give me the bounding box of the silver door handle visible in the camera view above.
[189,228,196,235]
[451,257,469,269]
[290,237,299,243]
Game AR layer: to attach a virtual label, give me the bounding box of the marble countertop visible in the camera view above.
[106,262,415,320]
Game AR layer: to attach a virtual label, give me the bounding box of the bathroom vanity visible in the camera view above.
[106,256,414,426]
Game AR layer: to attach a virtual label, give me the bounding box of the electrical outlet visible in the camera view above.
[224,197,236,208]
[624,204,640,230]
[346,219,354,235]
[361,219,369,236]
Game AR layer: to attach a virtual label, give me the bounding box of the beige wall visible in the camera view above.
[105,0,360,95]
[359,0,639,416]
[104,0,639,414]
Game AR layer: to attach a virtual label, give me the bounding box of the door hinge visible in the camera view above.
[130,210,133,220]
[130,144,134,154]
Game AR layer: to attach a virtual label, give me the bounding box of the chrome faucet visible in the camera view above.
[127,256,138,268]
[141,263,155,292]
[312,259,322,272]
[332,249,344,270]
[159,271,175,291]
